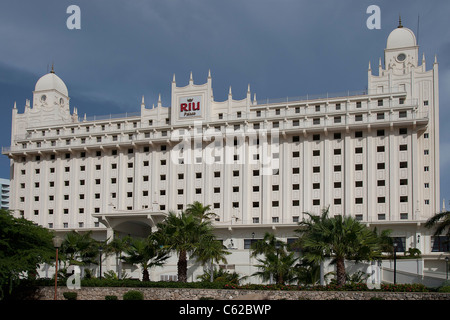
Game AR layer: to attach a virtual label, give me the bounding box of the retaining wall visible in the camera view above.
[37,286,450,300]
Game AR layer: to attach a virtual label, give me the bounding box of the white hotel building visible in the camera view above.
[3,23,448,282]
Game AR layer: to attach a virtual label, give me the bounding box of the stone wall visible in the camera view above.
[37,286,450,300]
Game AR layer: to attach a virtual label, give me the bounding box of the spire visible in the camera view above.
[189,71,193,84]
[50,62,55,74]
[141,95,145,108]
[13,101,16,109]
[208,69,211,79]
[157,93,162,107]
[398,15,403,28]
[172,73,176,83]
[247,83,251,93]
[368,61,371,71]
[228,86,232,97]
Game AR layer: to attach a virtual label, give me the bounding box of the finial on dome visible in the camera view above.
[398,15,403,28]
[50,62,55,74]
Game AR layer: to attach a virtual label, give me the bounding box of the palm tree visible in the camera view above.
[106,235,131,279]
[60,231,99,275]
[121,235,169,281]
[425,211,450,237]
[295,207,383,287]
[156,211,215,282]
[185,201,217,221]
[193,234,230,282]
[250,232,299,285]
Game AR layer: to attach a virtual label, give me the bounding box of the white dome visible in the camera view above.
[35,71,68,97]
[386,27,417,49]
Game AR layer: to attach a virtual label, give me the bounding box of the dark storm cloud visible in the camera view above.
[0,0,449,202]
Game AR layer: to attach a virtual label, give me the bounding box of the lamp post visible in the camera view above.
[98,246,103,280]
[446,257,449,280]
[52,236,63,300]
[393,242,398,285]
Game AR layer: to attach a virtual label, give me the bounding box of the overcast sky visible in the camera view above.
[0,0,449,209]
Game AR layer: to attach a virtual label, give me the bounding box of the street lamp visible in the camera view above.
[52,236,63,300]
[98,246,103,280]
[445,257,449,280]
[393,242,398,285]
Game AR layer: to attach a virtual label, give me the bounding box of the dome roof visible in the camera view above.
[34,71,68,97]
[386,26,417,50]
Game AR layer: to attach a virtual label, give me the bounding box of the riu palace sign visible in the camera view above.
[179,96,202,118]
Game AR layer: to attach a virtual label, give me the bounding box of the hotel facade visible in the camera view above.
[3,23,448,282]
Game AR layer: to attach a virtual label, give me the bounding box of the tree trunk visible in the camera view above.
[178,250,188,282]
[336,257,346,287]
[142,268,150,282]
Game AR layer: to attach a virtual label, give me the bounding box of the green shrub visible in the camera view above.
[105,295,118,300]
[123,290,144,300]
[380,283,428,292]
[63,292,78,300]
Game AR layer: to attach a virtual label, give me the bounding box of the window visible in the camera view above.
[355,198,363,204]
[431,236,450,252]
[400,162,408,168]
[399,128,407,135]
[313,167,320,173]
[378,197,386,203]
[355,164,363,171]
[377,163,385,170]
[272,185,279,191]
[399,144,407,151]
[377,180,385,186]
[355,114,363,122]
[334,165,341,172]
[313,183,320,189]
[313,150,320,156]
[355,147,362,154]
[293,151,300,158]
[313,134,320,141]
[377,129,385,137]
[253,170,259,176]
[272,217,279,223]
[313,118,320,125]
[292,200,300,206]
[334,199,341,205]
[334,116,341,123]
[355,181,363,187]
[392,237,406,252]
[355,131,363,138]
[400,196,408,203]
[377,99,383,106]
[399,111,407,118]
[400,179,408,185]
[377,113,384,120]
[400,213,408,220]
[334,133,341,140]
[253,202,259,208]
[424,166,429,172]
[378,214,386,220]
[313,199,320,206]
